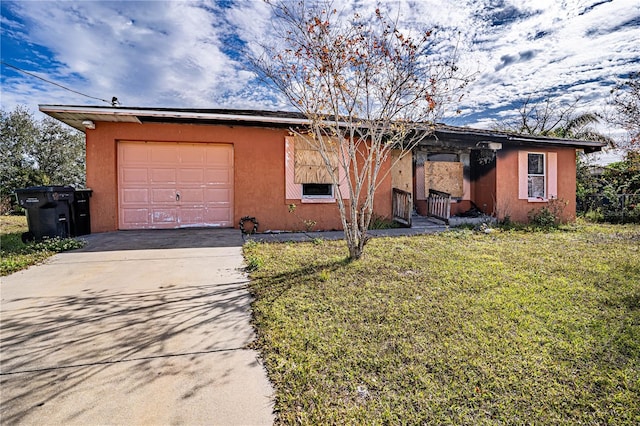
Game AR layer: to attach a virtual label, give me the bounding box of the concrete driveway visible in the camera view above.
[0,229,274,425]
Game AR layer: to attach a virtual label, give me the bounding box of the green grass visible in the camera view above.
[1,215,85,276]
[244,224,640,424]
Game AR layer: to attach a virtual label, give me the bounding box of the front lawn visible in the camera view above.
[245,224,640,424]
[0,215,85,276]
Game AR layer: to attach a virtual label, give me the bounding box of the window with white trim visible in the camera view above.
[527,153,545,199]
[518,150,557,201]
[285,136,347,203]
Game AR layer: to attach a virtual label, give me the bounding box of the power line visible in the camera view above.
[1,61,114,105]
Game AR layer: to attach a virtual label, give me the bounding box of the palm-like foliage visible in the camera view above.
[495,97,614,145]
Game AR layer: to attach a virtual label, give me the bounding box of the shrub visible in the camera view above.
[528,198,568,229]
[1,235,86,276]
[29,236,85,252]
[288,203,317,232]
[368,214,400,229]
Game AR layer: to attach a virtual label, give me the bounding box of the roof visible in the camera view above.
[39,104,605,152]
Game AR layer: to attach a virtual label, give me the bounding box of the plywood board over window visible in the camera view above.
[294,135,339,184]
[391,149,413,193]
[424,161,464,197]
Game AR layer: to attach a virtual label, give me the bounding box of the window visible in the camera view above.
[527,153,545,199]
[518,151,557,201]
[286,136,347,203]
[302,183,333,198]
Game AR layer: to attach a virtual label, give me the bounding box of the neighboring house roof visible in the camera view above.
[39,105,605,152]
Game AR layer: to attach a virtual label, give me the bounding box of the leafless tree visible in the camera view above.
[610,72,640,149]
[494,96,614,144]
[251,0,469,259]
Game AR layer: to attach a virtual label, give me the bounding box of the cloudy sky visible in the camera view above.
[1,0,639,143]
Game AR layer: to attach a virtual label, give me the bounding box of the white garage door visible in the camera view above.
[118,142,233,229]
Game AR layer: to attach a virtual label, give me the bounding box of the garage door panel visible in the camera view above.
[204,188,232,203]
[179,208,204,224]
[204,168,232,184]
[151,168,176,183]
[180,145,206,165]
[204,207,232,223]
[151,188,177,203]
[121,145,149,164]
[119,142,233,230]
[180,189,204,203]
[122,188,149,204]
[121,168,149,184]
[121,208,149,225]
[150,146,179,164]
[151,209,178,224]
[178,168,204,183]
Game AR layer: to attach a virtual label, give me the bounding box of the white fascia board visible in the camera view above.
[38,105,312,126]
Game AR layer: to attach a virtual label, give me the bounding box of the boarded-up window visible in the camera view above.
[424,161,464,197]
[391,149,413,193]
[294,135,339,184]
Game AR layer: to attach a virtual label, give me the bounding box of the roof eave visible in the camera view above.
[434,128,605,152]
[39,105,314,131]
[39,105,606,151]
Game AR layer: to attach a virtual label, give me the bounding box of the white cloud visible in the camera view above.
[4,0,262,108]
[454,0,640,131]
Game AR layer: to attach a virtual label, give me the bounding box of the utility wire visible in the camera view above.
[1,60,113,104]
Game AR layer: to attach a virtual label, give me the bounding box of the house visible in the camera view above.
[39,105,605,233]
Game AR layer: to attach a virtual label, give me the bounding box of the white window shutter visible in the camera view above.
[518,151,528,199]
[285,136,302,199]
[547,152,558,199]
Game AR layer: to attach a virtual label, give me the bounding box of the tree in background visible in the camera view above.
[493,96,615,221]
[610,72,640,148]
[494,96,614,144]
[582,151,640,224]
[252,1,469,259]
[1,106,85,211]
[602,151,640,195]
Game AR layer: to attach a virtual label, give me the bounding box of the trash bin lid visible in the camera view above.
[16,185,76,193]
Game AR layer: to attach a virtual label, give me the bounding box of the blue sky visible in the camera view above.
[1,0,639,146]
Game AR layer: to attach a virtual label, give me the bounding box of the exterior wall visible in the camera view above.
[470,150,497,215]
[85,121,392,233]
[472,167,496,215]
[495,147,577,223]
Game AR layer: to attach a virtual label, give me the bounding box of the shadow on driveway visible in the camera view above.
[0,229,274,425]
[74,228,245,252]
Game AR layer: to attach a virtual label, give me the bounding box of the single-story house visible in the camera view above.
[39,105,604,233]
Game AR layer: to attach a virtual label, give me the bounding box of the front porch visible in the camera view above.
[392,187,496,229]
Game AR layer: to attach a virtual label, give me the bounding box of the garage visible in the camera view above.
[118,141,233,229]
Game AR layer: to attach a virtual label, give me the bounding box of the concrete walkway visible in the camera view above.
[0,229,274,425]
[247,214,448,243]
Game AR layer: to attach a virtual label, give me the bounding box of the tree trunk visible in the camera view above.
[348,241,363,260]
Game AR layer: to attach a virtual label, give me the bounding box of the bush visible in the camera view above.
[528,198,568,229]
[368,214,400,230]
[580,192,640,224]
[1,235,86,276]
[29,236,86,252]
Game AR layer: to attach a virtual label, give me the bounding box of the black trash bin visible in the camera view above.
[15,186,75,242]
[71,189,92,236]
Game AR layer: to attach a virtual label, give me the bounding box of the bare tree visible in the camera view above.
[610,72,640,148]
[494,96,614,144]
[251,1,469,259]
